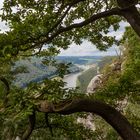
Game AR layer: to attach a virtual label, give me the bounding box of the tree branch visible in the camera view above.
[39,7,122,44]
[45,113,53,136]
[17,0,86,53]
[46,5,71,36]
[19,2,140,53]
[0,77,9,94]
[0,77,10,105]
[117,0,140,37]
[52,0,87,26]
[46,0,86,37]
[33,2,140,46]
[21,44,43,57]
[18,7,120,52]
[37,98,140,140]
[21,111,36,140]
[15,1,140,54]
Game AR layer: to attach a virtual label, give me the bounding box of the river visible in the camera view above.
[63,64,97,131]
[63,72,82,88]
[63,64,96,88]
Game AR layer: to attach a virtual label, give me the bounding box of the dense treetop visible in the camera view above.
[0,0,140,58]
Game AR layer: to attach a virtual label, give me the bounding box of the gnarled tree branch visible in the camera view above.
[37,98,140,140]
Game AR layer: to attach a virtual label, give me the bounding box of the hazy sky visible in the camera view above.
[0,1,130,56]
[59,22,129,56]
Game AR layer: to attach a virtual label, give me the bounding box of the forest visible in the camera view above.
[12,57,82,88]
[0,0,140,140]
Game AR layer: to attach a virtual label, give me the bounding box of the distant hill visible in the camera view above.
[12,57,55,87]
[12,56,103,88]
[12,56,89,87]
[56,56,102,65]
[76,56,117,93]
[98,56,117,71]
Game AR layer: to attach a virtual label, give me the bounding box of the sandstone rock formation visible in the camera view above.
[86,74,103,94]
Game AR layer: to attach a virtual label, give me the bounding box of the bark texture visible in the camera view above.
[37,98,140,140]
[117,0,140,37]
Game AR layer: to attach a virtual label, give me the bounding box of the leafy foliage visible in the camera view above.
[0,0,140,139]
[0,0,122,59]
[89,27,140,138]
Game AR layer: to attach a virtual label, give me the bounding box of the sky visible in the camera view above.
[59,22,129,56]
[0,1,130,56]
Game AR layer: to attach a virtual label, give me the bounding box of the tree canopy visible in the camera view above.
[0,0,140,58]
[0,0,140,140]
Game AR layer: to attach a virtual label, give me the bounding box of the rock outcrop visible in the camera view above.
[79,60,125,131]
[77,114,95,131]
[86,74,103,94]
[77,74,103,131]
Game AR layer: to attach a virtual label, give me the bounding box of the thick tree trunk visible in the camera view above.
[117,0,140,37]
[38,98,140,140]
[122,8,140,37]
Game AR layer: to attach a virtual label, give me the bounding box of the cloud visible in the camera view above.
[0,22,9,33]
[59,41,97,56]
[59,43,120,56]
[107,22,130,40]
[59,22,130,56]
[0,0,9,32]
[0,0,3,8]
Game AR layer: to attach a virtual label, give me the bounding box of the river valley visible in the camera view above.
[63,64,96,88]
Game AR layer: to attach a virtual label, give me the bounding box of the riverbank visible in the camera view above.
[63,64,97,89]
[63,72,82,88]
